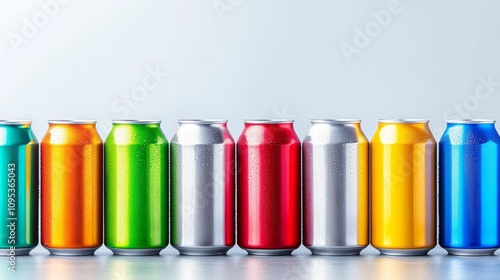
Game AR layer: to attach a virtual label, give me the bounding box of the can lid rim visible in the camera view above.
[447,119,495,124]
[48,120,97,124]
[378,119,429,124]
[178,119,227,124]
[311,119,361,124]
[244,119,294,124]
[0,120,32,125]
[112,120,161,124]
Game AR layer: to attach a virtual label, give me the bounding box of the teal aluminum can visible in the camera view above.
[0,121,38,256]
[104,120,168,255]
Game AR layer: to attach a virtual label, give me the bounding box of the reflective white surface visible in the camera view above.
[3,245,500,279]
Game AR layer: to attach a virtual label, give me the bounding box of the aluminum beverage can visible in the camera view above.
[439,119,500,256]
[303,119,368,255]
[371,119,437,256]
[237,119,301,255]
[105,120,168,255]
[41,120,103,256]
[0,121,38,256]
[170,119,235,255]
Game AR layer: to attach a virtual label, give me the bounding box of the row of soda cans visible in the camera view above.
[0,118,499,257]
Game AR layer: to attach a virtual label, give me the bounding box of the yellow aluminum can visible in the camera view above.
[370,119,437,256]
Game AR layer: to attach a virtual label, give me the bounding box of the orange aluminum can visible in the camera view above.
[41,120,103,255]
[370,119,437,256]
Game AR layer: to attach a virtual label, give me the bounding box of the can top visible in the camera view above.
[178,119,227,124]
[447,119,495,124]
[310,119,361,124]
[48,120,96,124]
[112,120,161,124]
[378,119,429,124]
[244,119,293,124]
[0,120,32,125]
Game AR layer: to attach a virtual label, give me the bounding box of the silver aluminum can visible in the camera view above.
[170,119,235,255]
[303,119,369,255]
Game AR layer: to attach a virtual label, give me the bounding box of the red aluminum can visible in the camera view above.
[237,119,301,255]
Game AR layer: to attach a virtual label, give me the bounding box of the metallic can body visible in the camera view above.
[370,119,437,256]
[303,119,368,255]
[0,121,38,256]
[170,120,235,255]
[237,120,301,255]
[41,120,103,256]
[104,120,168,256]
[439,120,500,256]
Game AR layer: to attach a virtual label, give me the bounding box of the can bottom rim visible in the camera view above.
[44,246,99,256]
[173,245,232,256]
[444,248,498,256]
[306,246,366,256]
[377,248,431,256]
[244,248,295,256]
[109,248,164,256]
[0,247,36,256]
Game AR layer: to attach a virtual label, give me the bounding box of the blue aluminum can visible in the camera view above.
[439,119,500,255]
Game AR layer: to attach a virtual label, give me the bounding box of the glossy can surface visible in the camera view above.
[0,121,38,256]
[105,120,168,256]
[439,119,500,256]
[170,120,235,255]
[237,119,301,255]
[41,120,103,256]
[371,119,437,256]
[303,119,368,255]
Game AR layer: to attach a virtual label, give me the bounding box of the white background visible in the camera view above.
[1,0,500,141]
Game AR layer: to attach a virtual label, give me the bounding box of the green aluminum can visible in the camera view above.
[104,120,168,255]
[0,121,38,257]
